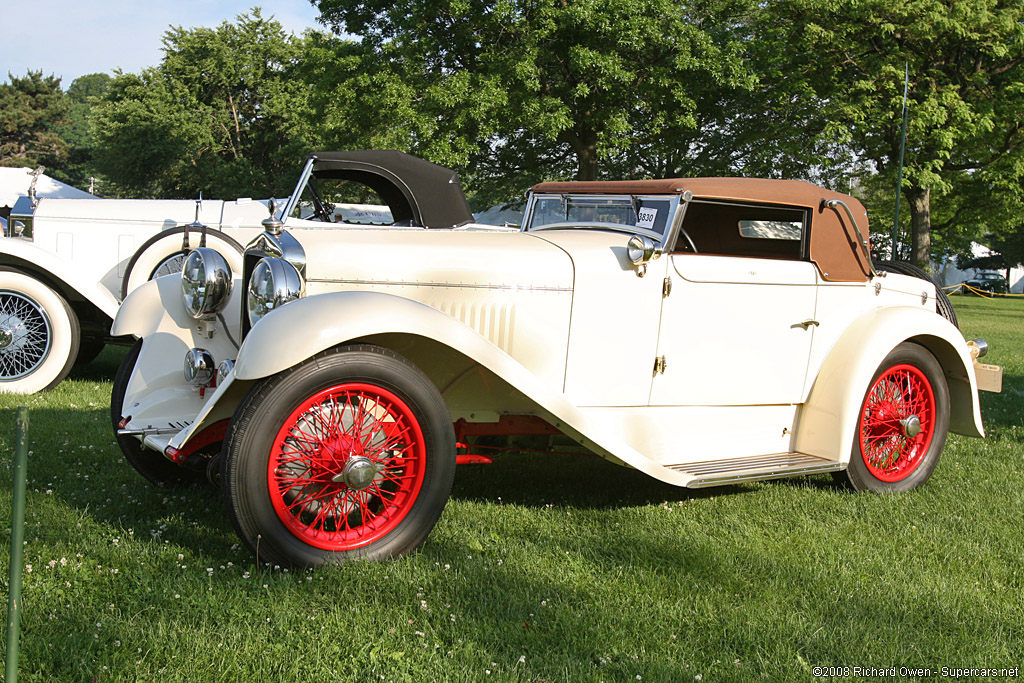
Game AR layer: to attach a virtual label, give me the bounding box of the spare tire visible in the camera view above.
[874,260,958,329]
[121,227,245,300]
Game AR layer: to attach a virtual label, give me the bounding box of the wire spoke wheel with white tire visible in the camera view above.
[221,344,456,567]
[840,342,950,492]
[0,270,79,393]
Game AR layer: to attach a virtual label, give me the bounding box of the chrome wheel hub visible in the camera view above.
[0,291,52,380]
[900,415,922,438]
[333,456,381,490]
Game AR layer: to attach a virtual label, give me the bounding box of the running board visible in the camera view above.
[667,453,843,489]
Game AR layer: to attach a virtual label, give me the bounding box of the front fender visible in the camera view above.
[0,238,120,318]
[236,291,527,381]
[795,306,984,464]
[112,273,245,432]
[217,291,696,487]
[111,275,188,338]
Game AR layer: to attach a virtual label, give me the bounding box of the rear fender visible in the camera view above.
[795,306,983,464]
[0,239,120,318]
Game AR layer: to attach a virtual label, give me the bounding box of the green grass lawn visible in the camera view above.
[1,298,1022,682]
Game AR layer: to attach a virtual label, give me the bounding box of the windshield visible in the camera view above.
[525,194,676,239]
[287,176,395,226]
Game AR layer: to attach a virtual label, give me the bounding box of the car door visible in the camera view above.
[649,202,818,406]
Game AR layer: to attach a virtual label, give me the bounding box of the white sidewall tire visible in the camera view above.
[0,271,79,394]
[121,229,245,300]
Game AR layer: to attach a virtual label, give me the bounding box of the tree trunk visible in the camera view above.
[574,135,598,181]
[907,185,931,270]
[559,129,599,181]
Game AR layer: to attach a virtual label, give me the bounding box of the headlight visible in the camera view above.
[247,257,304,326]
[184,348,215,386]
[627,235,656,265]
[216,359,235,384]
[182,248,232,319]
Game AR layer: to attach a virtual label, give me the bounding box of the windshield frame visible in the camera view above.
[521,192,683,243]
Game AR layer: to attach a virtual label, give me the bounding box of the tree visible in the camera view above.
[313,0,756,202]
[58,73,112,192]
[758,0,1024,267]
[92,10,330,198]
[0,71,68,171]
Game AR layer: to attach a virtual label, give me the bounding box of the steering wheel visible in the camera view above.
[677,228,699,254]
[307,182,334,222]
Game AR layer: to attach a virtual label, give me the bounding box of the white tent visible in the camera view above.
[0,167,94,209]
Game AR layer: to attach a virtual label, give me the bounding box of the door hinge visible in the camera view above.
[662,277,672,297]
[653,355,667,375]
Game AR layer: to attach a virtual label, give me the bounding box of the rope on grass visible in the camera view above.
[942,283,1024,298]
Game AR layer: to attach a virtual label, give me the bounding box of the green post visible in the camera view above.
[5,407,28,683]
[892,62,910,260]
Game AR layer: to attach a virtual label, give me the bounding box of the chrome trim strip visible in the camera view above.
[246,230,307,279]
[306,278,572,292]
[281,158,315,221]
[662,191,691,256]
[117,426,182,437]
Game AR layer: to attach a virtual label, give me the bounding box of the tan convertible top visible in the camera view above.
[529,178,872,282]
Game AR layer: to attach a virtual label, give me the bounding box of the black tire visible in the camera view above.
[121,227,245,300]
[221,344,456,567]
[110,340,201,486]
[0,269,80,393]
[839,342,950,493]
[874,260,958,329]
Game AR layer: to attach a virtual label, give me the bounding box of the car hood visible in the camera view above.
[32,197,271,230]
[298,228,575,291]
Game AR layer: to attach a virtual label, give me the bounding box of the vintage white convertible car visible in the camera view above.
[0,170,392,393]
[111,151,1002,566]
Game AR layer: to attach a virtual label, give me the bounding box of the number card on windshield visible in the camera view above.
[636,207,658,230]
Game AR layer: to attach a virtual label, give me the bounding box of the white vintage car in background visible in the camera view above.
[111,151,1002,567]
[0,172,392,393]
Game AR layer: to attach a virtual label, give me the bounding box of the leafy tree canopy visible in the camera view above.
[92,10,336,198]
[58,73,112,191]
[0,71,68,171]
[313,0,757,204]
[756,0,1024,267]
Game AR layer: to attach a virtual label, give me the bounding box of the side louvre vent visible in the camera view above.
[434,302,516,352]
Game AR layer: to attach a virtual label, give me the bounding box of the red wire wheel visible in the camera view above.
[222,345,455,566]
[857,363,936,482]
[268,383,427,551]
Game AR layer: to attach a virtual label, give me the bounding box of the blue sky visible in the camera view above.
[2,1,327,87]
